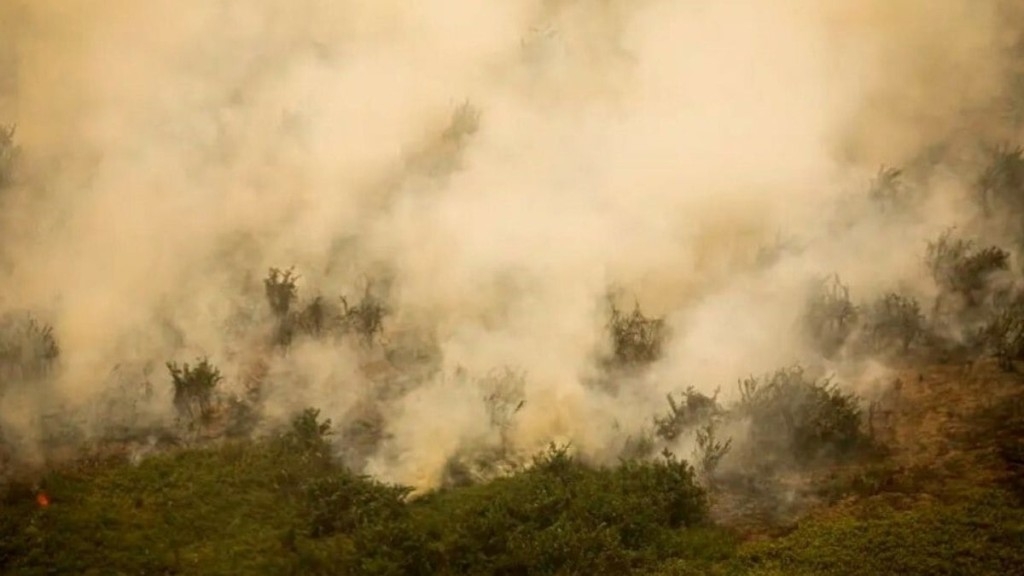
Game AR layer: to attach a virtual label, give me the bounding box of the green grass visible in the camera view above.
[733,490,1024,576]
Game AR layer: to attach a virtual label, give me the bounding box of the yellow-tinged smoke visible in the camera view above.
[0,0,1021,489]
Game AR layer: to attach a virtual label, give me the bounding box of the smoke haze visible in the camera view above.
[1,0,1022,489]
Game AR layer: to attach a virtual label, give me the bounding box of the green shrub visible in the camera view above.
[693,422,733,479]
[860,292,926,354]
[414,444,713,575]
[736,490,1024,576]
[167,357,222,424]
[926,230,1009,311]
[736,366,865,465]
[261,267,390,348]
[305,473,413,538]
[284,407,333,456]
[654,387,722,442]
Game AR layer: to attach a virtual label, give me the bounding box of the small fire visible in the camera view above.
[36,492,50,508]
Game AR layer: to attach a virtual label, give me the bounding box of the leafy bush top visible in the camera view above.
[926,230,1009,308]
[736,366,864,464]
[167,357,222,422]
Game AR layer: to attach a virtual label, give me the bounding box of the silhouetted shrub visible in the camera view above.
[606,298,666,368]
[264,267,299,346]
[0,313,59,383]
[339,283,387,346]
[736,366,864,465]
[860,292,925,354]
[693,422,733,479]
[167,358,222,424]
[977,144,1024,217]
[264,267,299,318]
[868,165,910,213]
[654,387,722,442]
[803,275,858,357]
[975,294,1024,370]
[926,230,1009,311]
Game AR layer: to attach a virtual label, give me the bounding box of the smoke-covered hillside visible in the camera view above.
[1,1,1024,574]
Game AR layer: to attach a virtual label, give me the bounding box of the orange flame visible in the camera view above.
[36,492,50,508]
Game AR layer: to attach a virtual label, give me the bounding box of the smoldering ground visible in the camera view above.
[0,0,1022,491]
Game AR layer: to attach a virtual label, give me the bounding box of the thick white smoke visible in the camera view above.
[0,0,1021,489]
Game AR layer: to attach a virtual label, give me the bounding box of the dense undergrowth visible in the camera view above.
[2,415,1022,574]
